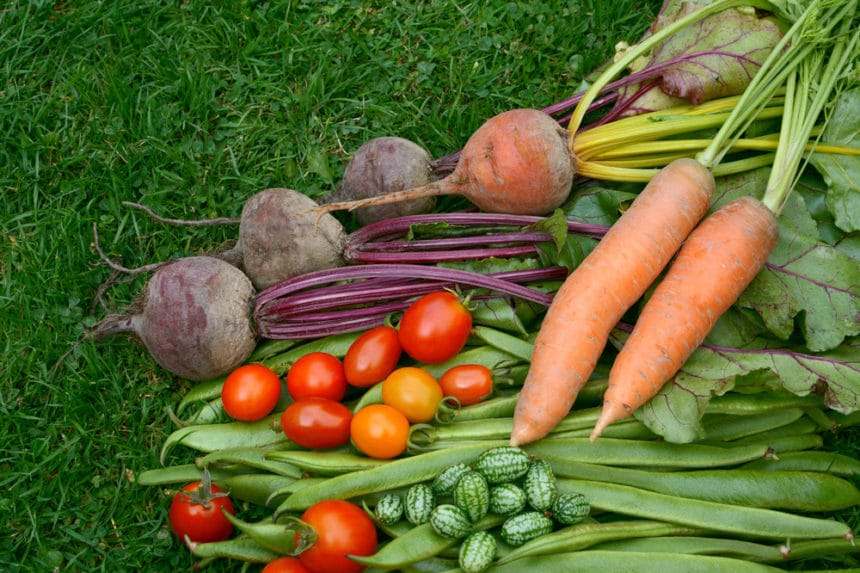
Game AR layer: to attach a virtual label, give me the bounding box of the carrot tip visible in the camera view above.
[509,424,540,447]
[590,400,630,442]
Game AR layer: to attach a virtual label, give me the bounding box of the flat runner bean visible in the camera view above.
[593,535,860,563]
[699,408,805,442]
[588,535,786,561]
[495,520,701,565]
[489,549,788,572]
[197,446,304,478]
[524,438,771,469]
[546,459,860,511]
[187,534,281,563]
[275,443,505,514]
[137,463,247,486]
[556,478,853,540]
[421,343,526,378]
[742,451,860,476]
[216,473,298,508]
[265,450,388,476]
[349,514,505,570]
[160,413,294,464]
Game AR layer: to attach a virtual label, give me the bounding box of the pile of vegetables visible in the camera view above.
[90,0,860,570]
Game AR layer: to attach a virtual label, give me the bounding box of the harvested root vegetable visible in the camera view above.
[234,188,346,291]
[123,189,346,291]
[317,109,574,216]
[332,136,435,225]
[92,256,257,382]
[591,196,779,440]
[510,158,715,447]
[93,209,584,380]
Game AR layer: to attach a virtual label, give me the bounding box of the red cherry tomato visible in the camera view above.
[287,352,348,401]
[168,470,235,545]
[398,291,472,364]
[280,397,352,450]
[262,557,311,573]
[343,326,402,387]
[381,366,443,423]
[298,500,378,573]
[221,364,283,422]
[350,404,410,460]
[439,364,493,406]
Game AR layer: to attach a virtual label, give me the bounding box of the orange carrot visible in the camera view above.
[509,158,715,446]
[590,196,779,441]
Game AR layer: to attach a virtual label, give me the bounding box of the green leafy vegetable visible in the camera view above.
[809,88,860,233]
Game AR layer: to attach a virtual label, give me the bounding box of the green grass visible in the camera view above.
[1,1,662,570]
[4,2,858,572]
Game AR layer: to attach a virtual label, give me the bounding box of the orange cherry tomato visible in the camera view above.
[381,366,443,423]
[350,404,410,459]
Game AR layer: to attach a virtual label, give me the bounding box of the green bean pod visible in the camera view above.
[742,451,860,476]
[215,473,298,508]
[222,512,314,556]
[728,416,820,444]
[352,381,384,414]
[469,325,534,363]
[556,478,853,540]
[495,520,701,566]
[275,443,504,515]
[414,407,644,447]
[699,408,805,442]
[137,463,249,487]
[489,550,789,572]
[735,432,824,453]
[451,378,608,423]
[705,392,825,416]
[592,535,860,563]
[265,450,388,476]
[266,477,330,508]
[546,459,860,511]
[587,535,786,561]
[420,344,525,378]
[160,413,294,464]
[551,419,656,441]
[453,394,519,422]
[350,514,505,570]
[186,534,281,563]
[524,438,771,469]
[400,556,459,573]
[196,446,304,478]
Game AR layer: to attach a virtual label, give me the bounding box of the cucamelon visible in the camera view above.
[404,483,435,525]
[453,470,490,523]
[459,530,497,573]
[500,511,554,546]
[523,458,557,512]
[473,446,531,484]
[429,504,473,539]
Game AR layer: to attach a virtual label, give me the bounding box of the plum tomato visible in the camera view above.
[262,557,311,573]
[287,352,347,401]
[343,325,402,387]
[221,363,283,422]
[298,499,378,573]
[280,397,352,450]
[168,469,235,545]
[398,291,472,364]
[381,366,443,423]
[439,364,493,406]
[350,404,410,460]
